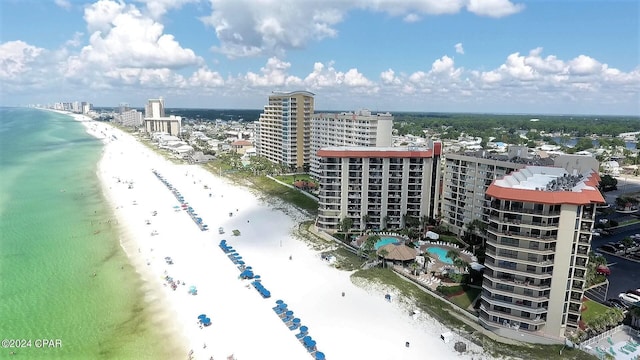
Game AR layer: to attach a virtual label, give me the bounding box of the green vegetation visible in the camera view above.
[204,157,319,216]
[275,174,315,185]
[449,288,481,310]
[580,300,609,324]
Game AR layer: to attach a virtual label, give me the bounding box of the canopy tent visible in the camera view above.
[377,243,417,261]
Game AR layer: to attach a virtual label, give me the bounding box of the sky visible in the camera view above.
[1,0,639,115]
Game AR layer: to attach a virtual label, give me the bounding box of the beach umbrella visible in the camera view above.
[285,310,293,317]
[173,205,180,209]
[276,300,284,305]
[202,318,211,325]
[299,326,308,333]
[198,314,207,319]
[307,340,316,348]
[302,336,312,344]
[292,318,301,324]
[315,352,325,360]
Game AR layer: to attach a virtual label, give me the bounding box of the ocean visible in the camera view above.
[0,108,171,359]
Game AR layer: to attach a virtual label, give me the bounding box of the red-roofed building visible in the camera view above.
[316,143,442,233]
[231,139,253,155]
[480,166,604,342]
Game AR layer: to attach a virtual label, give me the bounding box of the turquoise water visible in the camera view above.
[374,237,400,250]
[426,247,454,264]
[0,108,174,359]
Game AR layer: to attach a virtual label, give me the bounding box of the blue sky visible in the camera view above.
[1,0,638,115]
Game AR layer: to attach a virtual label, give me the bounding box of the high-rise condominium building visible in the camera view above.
[316,143,442,233]
[145,97,165,118]
[309,109,393,178]
[441,147,550,236]
[143,97,181,136]
[256,91,314,171]
[441,148,598,239]
[480,166,604,341]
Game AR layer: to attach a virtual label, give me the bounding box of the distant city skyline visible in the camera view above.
[1,0,638,115]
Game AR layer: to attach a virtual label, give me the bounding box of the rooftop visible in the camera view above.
[318,143,441,158]
[487,166,605,205]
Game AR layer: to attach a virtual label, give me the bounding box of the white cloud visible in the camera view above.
[189,67,225,87]
[403,13,421,23]
[68,0,201,82]
[202,0,344,58]
[0,41,44,81]
[202,0,524,58]
[245,57,302,87]
[55,0,72,10]
[466,0,525,18]
[134,0,199,19]
[568,55,602,76]
[455,43,464,54]
[380,69,401,85]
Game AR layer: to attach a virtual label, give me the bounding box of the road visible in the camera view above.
[590,222,640,302]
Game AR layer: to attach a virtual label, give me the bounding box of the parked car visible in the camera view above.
[619,292,640,305]
[627,289,640,297]
[599,245,617,253]
[596,265,611,276]
[607,298,629,310]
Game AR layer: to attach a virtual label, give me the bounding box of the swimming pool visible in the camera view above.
[426,246,454,264]
[374,237,401,250]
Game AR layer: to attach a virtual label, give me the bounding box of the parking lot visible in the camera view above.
[591,221,640,304]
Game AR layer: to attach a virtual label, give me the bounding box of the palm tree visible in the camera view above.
[340,217,353,235]
[446,249,460,263]
[378,248,389,268]
[363,234,379,260]
[382,215,390,230]
[621,236,634,254]
[420,215,430,234]
[361,214,371,232]
[410,261,420,276]
[453,258,469,274]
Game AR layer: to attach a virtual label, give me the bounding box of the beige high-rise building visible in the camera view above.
[143,97,181,136]
[255,91,315,171]
[480,166,604,341]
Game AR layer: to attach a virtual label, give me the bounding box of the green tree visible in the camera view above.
[621,237,634,254]
[378,248,389,268]
[340,217,354,234]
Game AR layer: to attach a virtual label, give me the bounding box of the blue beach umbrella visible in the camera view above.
[315,352,325,360]
[198,314,207,319]
[299,326,308,333]
[292,318,301,324]
[276,300,284,305]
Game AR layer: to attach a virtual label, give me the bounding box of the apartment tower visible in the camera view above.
[310,109,393,177]
[316,143,442,233]
[256,91,315,171]
[480,166,604,341]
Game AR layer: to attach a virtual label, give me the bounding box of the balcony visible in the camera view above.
[480,305,547,325]
[484,260,553,279]
[482,296,548,314]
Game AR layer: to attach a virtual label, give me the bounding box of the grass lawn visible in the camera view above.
[449,287,482,310]
[274,173,316,185]
[581,299,610,323]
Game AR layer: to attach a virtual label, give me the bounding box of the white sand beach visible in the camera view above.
[73,115,488,360]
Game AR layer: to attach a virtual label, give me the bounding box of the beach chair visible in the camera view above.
[609,347,615,355]
[620,347,629,355]
[608,337,614,345]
